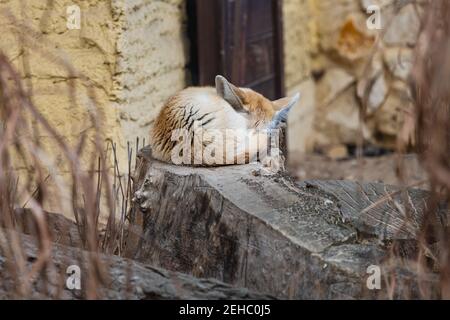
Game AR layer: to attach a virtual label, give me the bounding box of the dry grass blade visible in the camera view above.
[410,0,450,299]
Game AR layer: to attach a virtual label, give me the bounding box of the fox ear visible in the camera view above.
[268,93,301,130]
[272,93,301,111]
[215,75,245,111]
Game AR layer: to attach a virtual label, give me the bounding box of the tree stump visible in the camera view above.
[127,147,441,299]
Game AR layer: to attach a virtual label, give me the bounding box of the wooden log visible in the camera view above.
[127,147,441,299]
[0,231,273,299]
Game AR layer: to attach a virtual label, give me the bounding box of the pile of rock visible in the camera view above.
[289,0,420,155]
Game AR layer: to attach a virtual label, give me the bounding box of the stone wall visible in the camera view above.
[0,0,122,159]
[283,0,318,154]
[0,0,124,212]
[0,0,190,213]
[114,0,189,151]
[283,0,317,90]
[287,0,420,155]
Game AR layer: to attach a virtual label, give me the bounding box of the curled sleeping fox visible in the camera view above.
[150,75,300,167]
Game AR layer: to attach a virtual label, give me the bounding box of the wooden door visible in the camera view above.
[190,0,285,99]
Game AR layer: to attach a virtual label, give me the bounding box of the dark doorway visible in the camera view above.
[187,0,285,100]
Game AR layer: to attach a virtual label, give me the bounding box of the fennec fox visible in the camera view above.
[150,75,300,167]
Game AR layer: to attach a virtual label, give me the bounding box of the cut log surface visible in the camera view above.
[128,147,439,299]
[0,231,273,300]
